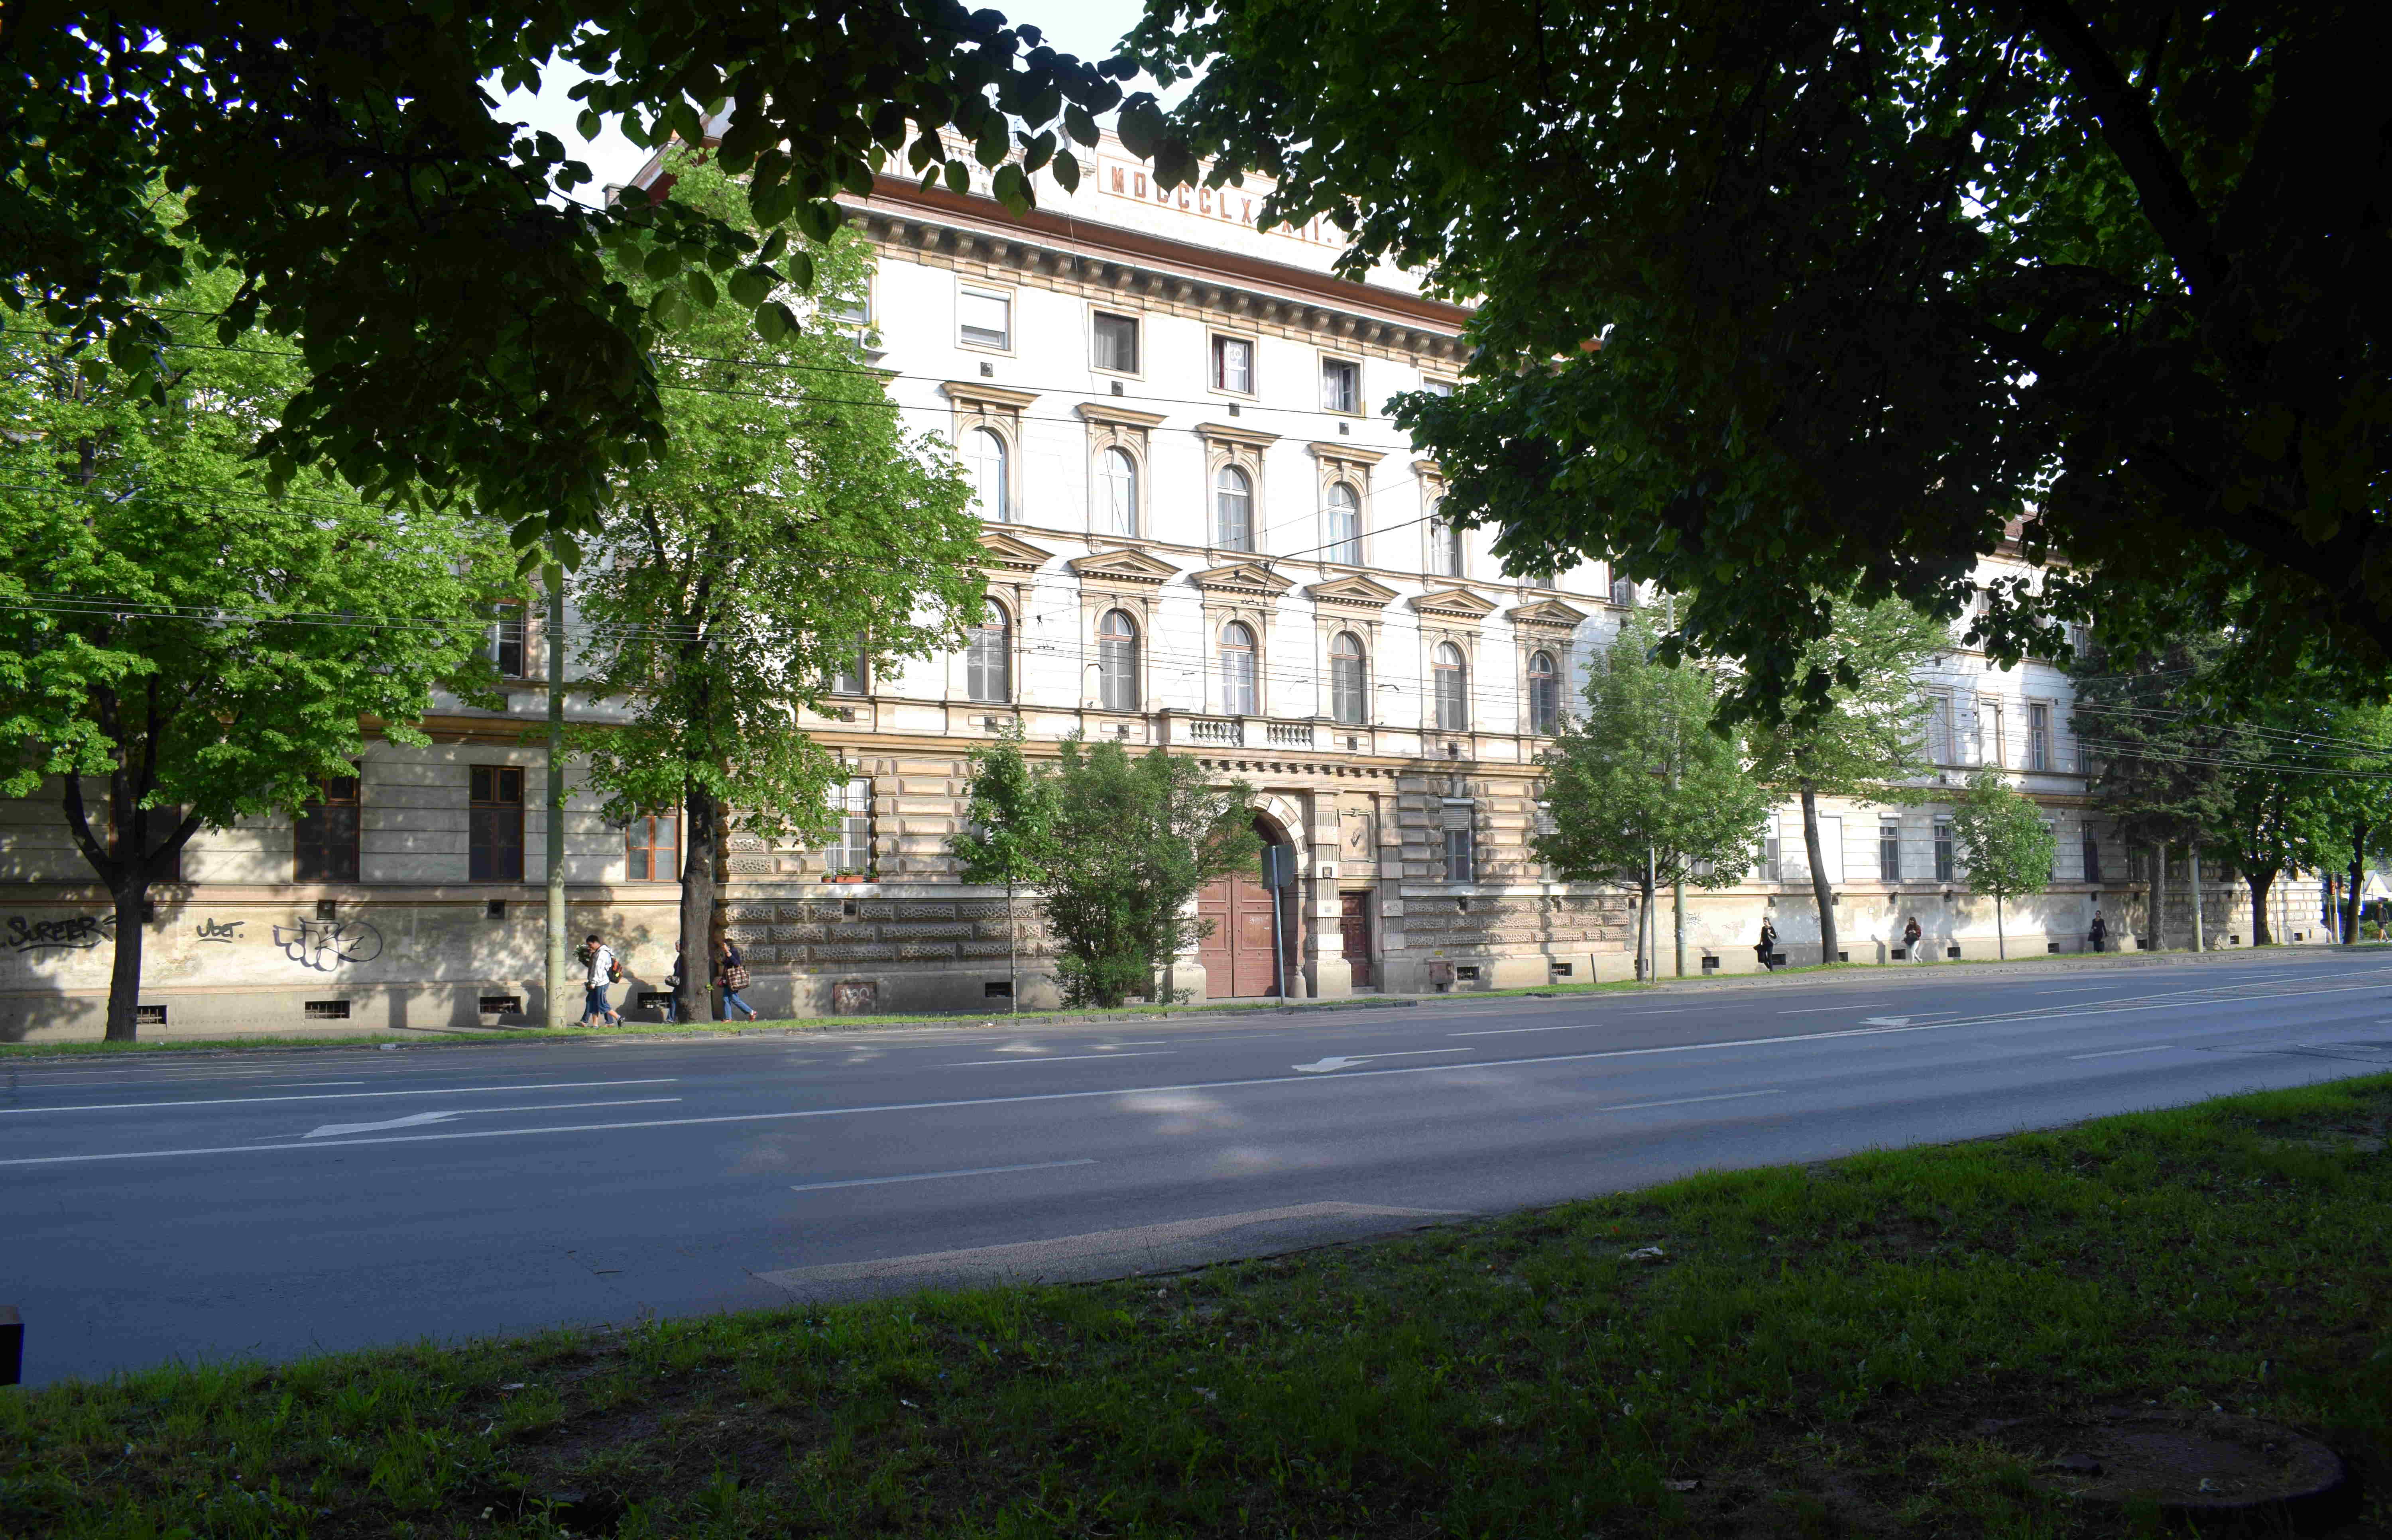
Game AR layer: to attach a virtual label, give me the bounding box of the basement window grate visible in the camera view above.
[984,981,1014,998]
[304,1000,350,1021]
[1454,965,1481,981]
[135,1004,166,1025]
[478,994,522,1016]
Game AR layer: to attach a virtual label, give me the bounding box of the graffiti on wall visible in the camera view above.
[272,916,382,971]
[196,917,244,943]
[6,914,115,953]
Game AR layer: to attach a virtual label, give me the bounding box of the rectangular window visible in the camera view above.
[958,288,1011,350]
[1420,378,1454,397]
[1092,311,1139,373]
[294,774,361,883]
[1879,821,1902,883]
[827,280,873,344]
[2029,703,2052,771]
[2082,830,2102,884]
[625,809,679,882]
[468,765,525,882]
[828,649,867,695]
[1212,335,1252,393]
[1442,823,1474,885]
[1321,356,1359,414]
[826,777,872,874]
[1933,820,1955,883]
[486,601,526,679]
[1925,693,1952,763]
[1761,834,1782,883]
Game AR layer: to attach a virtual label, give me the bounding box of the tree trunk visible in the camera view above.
[2189,847,2206,951]
[104,878,146,1041]
[1007,876,1020,1013]
[2346,822,2366,945]
[545,562,570,1028]
[2151,841,2168,951]
[1995,893,2006,960]
[1800,784,1838,966]
[677,780,720,1023]
[1673,873,1686,978]
[1639,874,1656,981]
[2249,866,2275,947]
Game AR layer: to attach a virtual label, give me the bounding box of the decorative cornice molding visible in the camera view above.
[1067,548,1180,587]
[1191,561,1296,598]
[1194,421,1281,450]
[1308,441,1389,466]
[1306,574,1401,611]
[1508,598,1590,631]
[1074,401,1169,430]
[978,531,1054,574]
[1412,586,1499,621]
[941,380,1039,410]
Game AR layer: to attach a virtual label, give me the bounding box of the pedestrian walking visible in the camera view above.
[1755,919,1779,972]
[578,933,623,1026]
[2088,911,2108,953]
[659,945,685,1022]
[715,937,761,1022]
[1902,915,1923,962]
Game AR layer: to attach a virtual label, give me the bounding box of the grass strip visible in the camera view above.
[6,1078,2389,1536]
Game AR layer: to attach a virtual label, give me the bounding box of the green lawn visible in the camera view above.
[6,1078,2388,1537]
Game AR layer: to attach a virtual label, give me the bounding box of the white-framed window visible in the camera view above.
[1321,356,1359,414]
[1097,609,1139,711]
[1880,821,1902,882]
[1428,506,1462,578]
[1925,692,1954,763]
[964,427,1008,521]
[1527,650,1560,735]
[1420,377,1455,398]
[1609,575,1638,609]
[1324,481,1362,565]
[1092,310,1140,374]
[1220,621,1259,715]
[2029,702,2052,771]
[1212,334,1254,394]
[958,286,1012,350]
[1330,631,1367,725]
[826,776,872,873]
[826,278,874,347]
[1433,642,1468,731]
[2083,827,2102,883]
[1442,813,1475,885]
[1215,465,1254,550]
[1934,820,1955,882]
[827,647,867,696]
[967,603,1011,703]
[1098,447,1138,535]
[1761,832,1782,882]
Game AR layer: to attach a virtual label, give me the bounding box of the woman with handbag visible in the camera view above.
[714,938,761,1021]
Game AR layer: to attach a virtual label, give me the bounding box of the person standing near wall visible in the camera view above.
[2089,911,2108,953]
[1902,915,1923,961]
[1755,919,1779,972]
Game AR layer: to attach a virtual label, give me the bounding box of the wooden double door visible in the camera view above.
[1196,864,1297,998]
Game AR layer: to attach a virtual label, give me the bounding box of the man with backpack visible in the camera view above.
[578,933,623,1026]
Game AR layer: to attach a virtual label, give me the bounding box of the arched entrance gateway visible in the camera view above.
[1195,814,1302,997]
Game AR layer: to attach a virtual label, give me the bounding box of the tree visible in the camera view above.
[1031,740,1256,1009]
[1531,613,1773,980]
[8,3,1129,557]
[0,276,504,1039]
[950,728,1060,1012]
[571,154,982,1024]
[1949,771,2058,960]
[1744,597,1943,966]
[1127,0,2391,716]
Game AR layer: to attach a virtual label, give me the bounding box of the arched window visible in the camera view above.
[1215,465,1253,551]
[1428,505,1462,578]
[967,603,1011,703]
[966,427,1009,521]
[1099,447,1137,535]
[1330,632,1367,725]
[1324,482,1362,565]
[1434,641,1468,731]
[1097,609,1139,711]
[1528,650,1559,735]
[1220,621,1259,715]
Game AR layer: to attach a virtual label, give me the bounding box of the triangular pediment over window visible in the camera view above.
[1068,548,1180,587]
[1508,598,1589,632]
[1306,574,1400,610]
[1411,586,1499,621]
[1192,561,1295,598]
[978,531,1054,574]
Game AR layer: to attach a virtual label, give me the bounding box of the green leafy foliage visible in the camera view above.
[0,270,508,1038]
[569,153,982,1021]
[1128,0,2391,713]
[4,2,1127,558]
[968,739,1258,1009]
[1532,614,1773,949]
[1950,771,2058,958]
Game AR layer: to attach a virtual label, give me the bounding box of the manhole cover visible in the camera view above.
[1995,1408,2356,1533]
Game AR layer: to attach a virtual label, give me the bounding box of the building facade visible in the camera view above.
[0,139,2334,1040]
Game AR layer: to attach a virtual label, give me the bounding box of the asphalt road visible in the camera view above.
[7,949,2392,1387]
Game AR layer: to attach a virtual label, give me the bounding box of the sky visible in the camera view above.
[490,0,1158,203]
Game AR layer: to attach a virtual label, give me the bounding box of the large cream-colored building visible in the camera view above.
[0,138,2331,1040]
